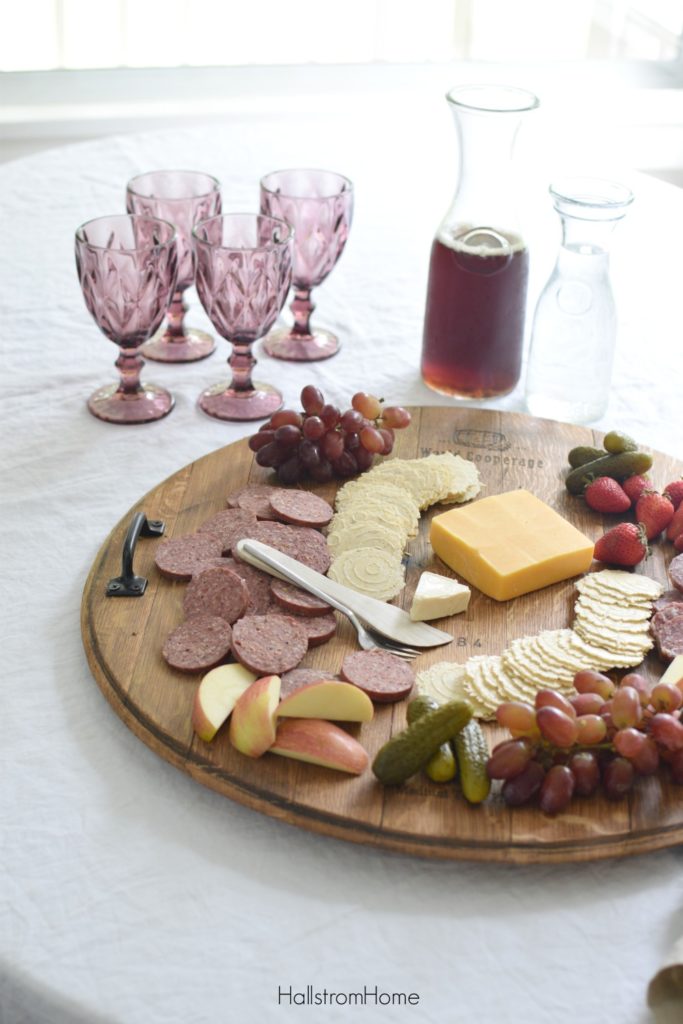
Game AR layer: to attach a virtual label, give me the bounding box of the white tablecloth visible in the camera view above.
[2,94,683,1024]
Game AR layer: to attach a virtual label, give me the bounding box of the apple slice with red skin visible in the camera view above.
[277,680,374,723]
[229,674,281,757]
[192,663,257,742]
[269,718,369,775]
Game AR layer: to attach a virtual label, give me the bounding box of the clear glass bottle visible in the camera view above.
[421,85,539,399]
[525,177,634,423]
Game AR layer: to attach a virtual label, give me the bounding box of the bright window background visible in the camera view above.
[1,0,681,71]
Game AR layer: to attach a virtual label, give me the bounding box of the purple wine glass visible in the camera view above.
[259,169,353,360]
[75,214,178,424]
[126,170,221,362]
[193,213,293,421]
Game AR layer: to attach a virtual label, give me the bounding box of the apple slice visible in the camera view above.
[191,663,257,742]
[269,718,369,775]
[229,674,281,757]
[277,680,373,723]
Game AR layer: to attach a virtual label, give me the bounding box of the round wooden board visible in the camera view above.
[81,407,683,863]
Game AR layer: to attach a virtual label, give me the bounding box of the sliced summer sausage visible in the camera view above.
[340,650,415,703]
[280,612,337,647]
[219,557,274,615]
[653,589,683,613]
[269,489,333,528]
[653,612,683,661]
[227,484,284,520]
[197,508,258,555]
[669,553,683,593]
[270,579,332,617]
[182,566,249,624]
[162,615,232,673]
[279,668,340,698]
[231,615,309,676]
[233,520,331,574]
[155,533,224,582]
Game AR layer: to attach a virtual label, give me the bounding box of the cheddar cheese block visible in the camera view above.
[430,489,594,602]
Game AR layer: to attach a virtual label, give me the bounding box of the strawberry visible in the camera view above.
[594,523,648,567]
[664,478,683,511]
[622,474,652,504]
[584,476,631,513]
[667,502,683,542]
[635,490,674,540]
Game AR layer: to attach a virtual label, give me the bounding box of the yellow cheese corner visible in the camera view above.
[430,489,594,602]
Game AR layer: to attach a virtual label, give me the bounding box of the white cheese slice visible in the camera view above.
[409,571,471,622]
[660,654,683,688]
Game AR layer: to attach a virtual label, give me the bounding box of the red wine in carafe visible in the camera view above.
[421,227,529,399]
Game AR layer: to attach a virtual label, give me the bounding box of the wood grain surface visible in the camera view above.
[81,408,683,863]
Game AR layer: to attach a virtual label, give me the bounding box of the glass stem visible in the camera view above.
[165,290,188,341]
[290,288,314,337]
[228,341,255,393]
[115,347,144,396]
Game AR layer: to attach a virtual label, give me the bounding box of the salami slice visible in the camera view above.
[669,553,683,593]
[162,615,232,673]
[234,520,331,574]
[340,650,415,703]
[279,668,340,698]
[279,612,337,647]
[219,557,274,615]
[197,508,258,555]
[182,566,249,624]
[269,489,333,528]
[231,615,309,676]
[227,484,284,520]
[155,533,224,582]
[653,589,683,613]
[653,612,683,661]
[270,579,332,616]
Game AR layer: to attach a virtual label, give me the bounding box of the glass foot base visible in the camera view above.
[261,325,340,361]
[198,380,283,422]
[87,382,175,424]
[141,326,216,363]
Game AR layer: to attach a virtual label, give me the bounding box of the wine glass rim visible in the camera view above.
[192,212,294,250]
[259,168,354,199]
[126,169,221,200]
[549,176,635,210]
[75,213,177,250]
[446,84,540,113]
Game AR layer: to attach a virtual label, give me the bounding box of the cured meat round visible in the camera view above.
[182,566,249,624]
[233,520,331,574]
[281,612,337,647]
[270,579,332,616]
[231,615,309,676]
[227,484,284,520]
[669,553,683,593]
[197,508,258,555]
[340,649,415,703]
[653,589,683,613]
[162,615,232,673]
[653,612,683,661]
[269,489,333,528]
[154,533,224,582]
[219,557,274,615]
[279,667,339,698]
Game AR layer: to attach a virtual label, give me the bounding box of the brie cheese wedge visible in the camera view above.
[409,571,471,622]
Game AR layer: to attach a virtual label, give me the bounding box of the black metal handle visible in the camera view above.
[106,512,165,597]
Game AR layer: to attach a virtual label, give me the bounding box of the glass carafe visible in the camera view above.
[524,178,634,424]
[421,85,539,399]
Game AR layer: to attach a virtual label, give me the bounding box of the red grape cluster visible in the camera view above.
[486,669,683,815]
[248,386,411,485]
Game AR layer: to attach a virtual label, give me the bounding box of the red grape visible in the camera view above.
[300,385,325,415]
[602,757,635,800]
[354,447,375,471]
[631,736,660,776]
[650,713,683,751]
[621,672,651,707]
[344,432,361,452]
[351,392,382,419]
[575,714,607,745]
[380,405,411,429]
[334,451,358,477]
[378,428,394,455]
[255,442,289,468]
[360,426,385,453]
[502,760,545,806]
[276,455,303,484]
[270,408,303,429]
[613,727,647,760]
[298,440,321,469]
[308,459,333,483]
[302,415,326,441]
[573,670,615,700]
[495,701,538,737]
[536,706,579,748]
[248,430,275,452]
[320,404,341,429]
[274,424,302,447]
[535,690,576,718]
[539,765,575,815]
[611,686,642,729]
[486,739,533,781]
[568,751,600,796]
[650,683,683,713]
[570,692,605,717]
[340,409,365,433]
[321,430,344,461]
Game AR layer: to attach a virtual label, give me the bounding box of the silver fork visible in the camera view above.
[238,543,421,660]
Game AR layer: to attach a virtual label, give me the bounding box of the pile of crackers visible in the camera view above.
[417,569,664,719]
[326,452,481,601]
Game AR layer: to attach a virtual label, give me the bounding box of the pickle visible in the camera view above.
[567,445,606,469]
[407,695,458,782]
[454,720,491,805]
[565,450,653,495]
[602,430,638,454]
[372,700,472,785]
